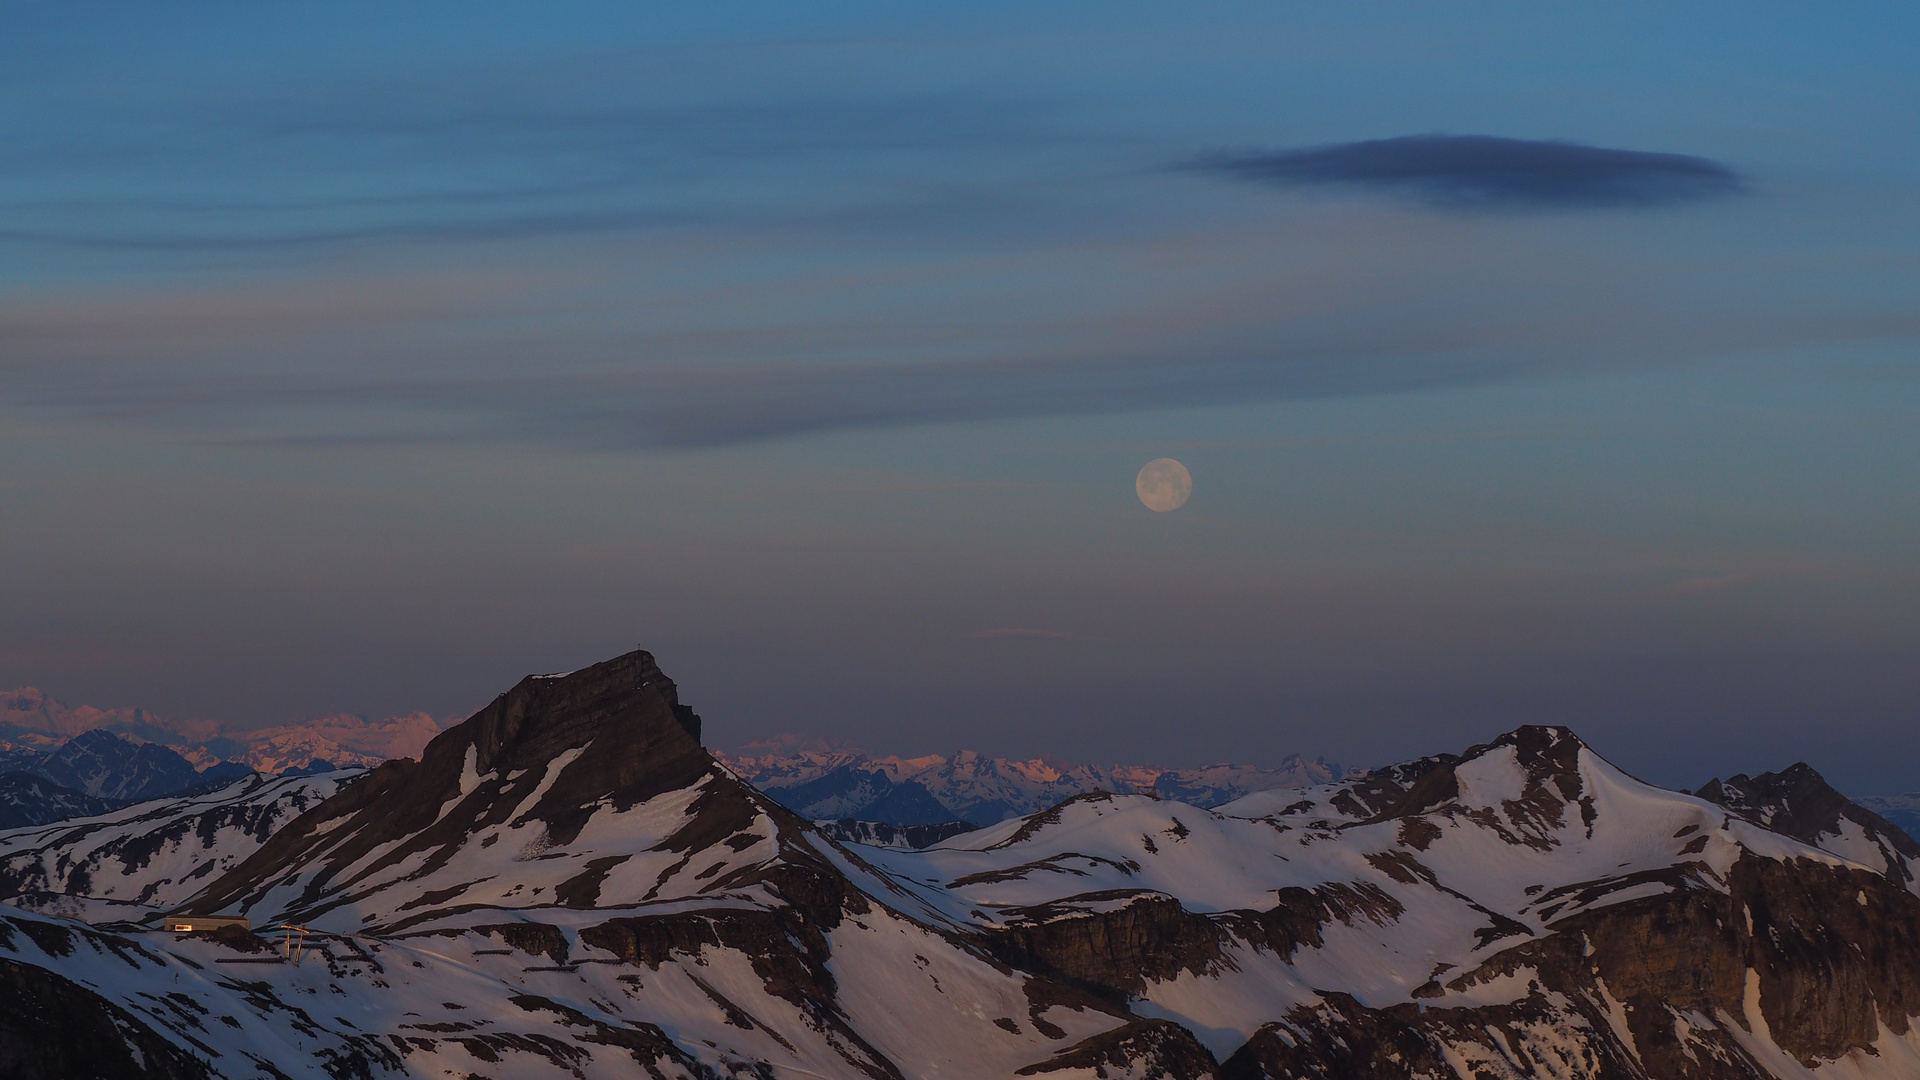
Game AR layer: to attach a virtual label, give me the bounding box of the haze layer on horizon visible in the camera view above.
[3,3,1918,795]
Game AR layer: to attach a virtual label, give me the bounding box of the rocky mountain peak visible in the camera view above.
[447,649,703,782]
[1698,762,1839,826]
[35,729,199,802]
[1344,725,1593,836]
[1698,761,1920,884]
[182,649,725,928]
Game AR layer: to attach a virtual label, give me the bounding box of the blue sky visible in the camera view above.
[4,3,1918,792]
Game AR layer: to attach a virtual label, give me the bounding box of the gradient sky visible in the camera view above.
[4,3,1919,794]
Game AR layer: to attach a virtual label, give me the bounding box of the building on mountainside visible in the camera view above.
[162,914,249,933]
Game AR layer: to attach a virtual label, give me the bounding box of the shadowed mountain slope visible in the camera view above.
[0,772,121,829]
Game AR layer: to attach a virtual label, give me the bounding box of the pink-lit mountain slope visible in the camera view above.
[0,685,444,771]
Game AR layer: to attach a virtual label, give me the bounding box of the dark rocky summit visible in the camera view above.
[186,649,714,927]
[1699,761,1920,884]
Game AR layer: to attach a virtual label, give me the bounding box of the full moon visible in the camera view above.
[1135,458,1192,512]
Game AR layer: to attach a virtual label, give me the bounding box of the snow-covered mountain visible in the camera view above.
[0,771,349,922]
[718,745,1344,825]
[198,710,447,773]
[0,686,173,743]
[32,729,200,801]
[0,730,269,828]
[3,649,1920,1079]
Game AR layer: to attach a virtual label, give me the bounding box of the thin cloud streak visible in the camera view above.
[588,348,1512,448]
[1,62,1075,253]
[1194,135,1745,211]
[0,209,701,253]
[533,312,1920,448]
[10,302,1920,451]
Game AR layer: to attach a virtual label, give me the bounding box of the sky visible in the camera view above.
[3,3,1919,795]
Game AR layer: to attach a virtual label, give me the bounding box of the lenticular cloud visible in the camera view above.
[1196,134,1744,211]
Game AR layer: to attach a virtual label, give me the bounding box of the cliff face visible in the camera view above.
[3,654,1919,1080]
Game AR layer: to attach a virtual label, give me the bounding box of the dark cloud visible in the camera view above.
[1196,135,1744,211]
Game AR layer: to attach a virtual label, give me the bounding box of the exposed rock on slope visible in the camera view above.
[812,818,977,849]
[5,652,1920,1079]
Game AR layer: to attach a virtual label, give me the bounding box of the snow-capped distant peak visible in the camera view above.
[717,744,1343,826]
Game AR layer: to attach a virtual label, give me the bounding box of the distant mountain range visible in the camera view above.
[1,686,1361,841]
[717,745,1345,826]
[1859,792,1920,838]
[0,684,417,827]
[1,685,446,772]
[0,729,265,827]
